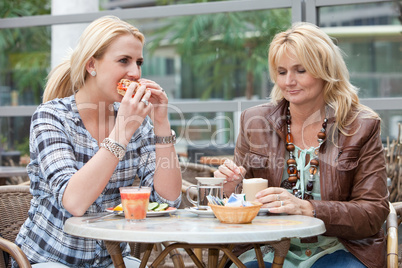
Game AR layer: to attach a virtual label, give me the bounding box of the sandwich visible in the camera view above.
[117,79,141,96]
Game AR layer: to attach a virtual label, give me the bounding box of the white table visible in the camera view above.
[64,210,325,268]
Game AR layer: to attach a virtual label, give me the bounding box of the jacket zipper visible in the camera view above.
[335,150,343,162]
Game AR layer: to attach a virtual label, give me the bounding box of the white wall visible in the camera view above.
[51,0,99,69]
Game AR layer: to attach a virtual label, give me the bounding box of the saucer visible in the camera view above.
[258,207,270,216]
[185,207,216,217]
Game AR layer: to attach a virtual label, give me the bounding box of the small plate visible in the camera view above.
[147,208,178,217]
[105,208,177,217]
[185,207,215,217]
[258,207,270,216]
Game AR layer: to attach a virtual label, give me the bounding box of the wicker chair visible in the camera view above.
[387,202,402,268]
[0,185,31,268]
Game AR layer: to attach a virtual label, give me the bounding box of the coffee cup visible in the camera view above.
[242,178,268,201]
[186,177,224,209]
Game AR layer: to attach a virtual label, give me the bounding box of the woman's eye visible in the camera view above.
[297,69,306,73]
[136,61,143,67]
[119,58,128,64]
[278,70,286,75]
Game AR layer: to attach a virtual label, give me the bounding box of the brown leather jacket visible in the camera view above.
[234,99,389,268]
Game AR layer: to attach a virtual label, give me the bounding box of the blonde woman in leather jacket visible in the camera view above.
[215,22,389,268]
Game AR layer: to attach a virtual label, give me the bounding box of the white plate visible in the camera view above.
[185,207,216,217]
[105,207,177,217]
[147,209,177,217]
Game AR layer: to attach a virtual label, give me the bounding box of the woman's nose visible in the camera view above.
[127,65,141,80]
[285,73,296,86]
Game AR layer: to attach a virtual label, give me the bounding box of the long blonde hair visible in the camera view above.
[43,15,145,103]
[268,22,379,135]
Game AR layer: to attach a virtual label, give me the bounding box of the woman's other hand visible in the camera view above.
[138,78,168,125]
[214,159,245,196]
[256,187,314,217]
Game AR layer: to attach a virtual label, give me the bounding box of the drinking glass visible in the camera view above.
[119,186,151,222]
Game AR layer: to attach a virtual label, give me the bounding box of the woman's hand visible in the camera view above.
[255,187,314,217]
[139,78,168,125]
[114,82,152,145]
[214,159,245,196]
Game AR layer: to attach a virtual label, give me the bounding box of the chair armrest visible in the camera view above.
[0,237,31,268]
[387,202,400,268]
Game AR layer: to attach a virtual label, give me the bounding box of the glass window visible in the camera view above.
[127,8,291,102]
[319,2,402,141]
[319,2,401,98]
[0,26,51,106]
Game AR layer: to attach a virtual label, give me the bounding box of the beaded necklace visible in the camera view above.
[281,106,328,200]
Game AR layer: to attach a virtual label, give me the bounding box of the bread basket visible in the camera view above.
[209,202,262,224]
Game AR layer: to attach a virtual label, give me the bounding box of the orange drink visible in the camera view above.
[119,186,151,222]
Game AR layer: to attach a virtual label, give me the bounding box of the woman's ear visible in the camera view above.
[85,57,96,75]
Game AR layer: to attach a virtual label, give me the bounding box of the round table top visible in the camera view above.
[64,209,326,244]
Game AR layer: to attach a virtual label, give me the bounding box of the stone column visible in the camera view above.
[51,0,99,69]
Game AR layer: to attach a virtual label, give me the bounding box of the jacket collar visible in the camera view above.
[266,98,337,143]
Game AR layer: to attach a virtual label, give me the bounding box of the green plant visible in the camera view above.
[0,0,51,104]
[15,137,30,157]
[149,1,290,100]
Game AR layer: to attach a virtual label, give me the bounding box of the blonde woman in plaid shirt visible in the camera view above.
[14,16,182,268]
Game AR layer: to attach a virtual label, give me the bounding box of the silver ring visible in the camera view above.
[280,201,284,207]
[141,99,149,106]
[276,194,280,201]
[161,88,165,92]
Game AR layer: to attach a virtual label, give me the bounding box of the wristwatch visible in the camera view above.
[155,130,176,144]
[100,138,127,161]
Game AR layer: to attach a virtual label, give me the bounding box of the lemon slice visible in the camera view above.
[113,204,123,211]
[154,203,168,211]
[148,202,159,211]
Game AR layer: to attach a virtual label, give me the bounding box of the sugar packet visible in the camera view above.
[225,193,253,207]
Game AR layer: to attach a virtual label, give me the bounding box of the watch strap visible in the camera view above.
[155,130,176,144]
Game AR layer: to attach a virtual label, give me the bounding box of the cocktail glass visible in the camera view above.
[119,186,151,222]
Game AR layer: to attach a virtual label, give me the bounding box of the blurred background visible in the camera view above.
[0,0,401,165]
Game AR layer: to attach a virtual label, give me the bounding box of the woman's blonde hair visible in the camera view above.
[268,22,378,135]
[43,15,145,103]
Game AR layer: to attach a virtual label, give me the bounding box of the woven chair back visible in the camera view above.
[0,186,31,268]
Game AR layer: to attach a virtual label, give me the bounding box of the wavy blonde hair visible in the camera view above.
[268,22,379,136]
[43,15,145,103]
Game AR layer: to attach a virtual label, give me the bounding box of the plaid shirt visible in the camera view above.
[14,95,181,267]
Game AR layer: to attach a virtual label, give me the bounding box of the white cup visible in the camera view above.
[242,178,268,201]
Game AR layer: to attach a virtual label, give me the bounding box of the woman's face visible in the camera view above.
[275,53,325,109]
[94,34,144,102]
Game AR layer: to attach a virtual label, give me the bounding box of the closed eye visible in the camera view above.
[278,70,286,75]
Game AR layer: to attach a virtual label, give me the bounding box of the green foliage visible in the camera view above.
[148,4,290,100]
[0,0,51,105]
[0,0,50,17]
[15,137,30,156]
